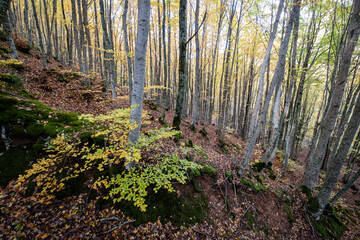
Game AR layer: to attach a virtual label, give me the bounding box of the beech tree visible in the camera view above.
[172,0,187,131]
[126,0,151,169]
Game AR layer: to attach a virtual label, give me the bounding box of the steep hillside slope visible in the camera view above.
[0,41,359,239]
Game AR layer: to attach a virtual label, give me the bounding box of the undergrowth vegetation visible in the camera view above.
[16,108,202,212]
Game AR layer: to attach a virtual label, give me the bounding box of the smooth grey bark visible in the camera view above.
[126,0,150,169]
[160,0,168,122]
[71,0,83,73]
[61,0,72,65]
[82,0,92,73]
[172,0,187,131]
[30,0,46,69]
[191,0,200,128]
[77,0,89,84]
[303,0,360,190]
[122,0,133,104]
[42,0,52,57]
[313,92,360,219]
[3,12,17,59]
[24,0,31,46]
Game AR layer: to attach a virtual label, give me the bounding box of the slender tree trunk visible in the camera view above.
[191,0,200,128]
[71,0,83,72]
[30,0,46,69]
[172,0,187,131]
[160,0,168,122]
[123,0,133,104]
[127,0,150,169]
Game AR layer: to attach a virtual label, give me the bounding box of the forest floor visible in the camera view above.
[0,42,360,239]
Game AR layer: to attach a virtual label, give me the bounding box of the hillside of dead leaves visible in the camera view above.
[0,42,359,239]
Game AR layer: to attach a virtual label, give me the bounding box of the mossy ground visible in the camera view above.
[0,74,84,186]
[113,189,208,227]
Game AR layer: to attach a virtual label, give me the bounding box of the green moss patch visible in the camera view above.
[0,73,23,87]
[116,189,208,227]
[311,206,348,239]
[219,140,229,154]
[0,143,38,187]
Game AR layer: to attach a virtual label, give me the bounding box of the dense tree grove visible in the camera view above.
[1,0,360,231]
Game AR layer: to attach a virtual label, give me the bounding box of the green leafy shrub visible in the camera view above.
[16,108,202,212]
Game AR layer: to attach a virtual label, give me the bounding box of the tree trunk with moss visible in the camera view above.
[126,0,150,169]
[172,0,187,131]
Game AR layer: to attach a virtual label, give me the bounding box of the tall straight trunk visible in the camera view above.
[94,0,103,78]
[303,0,360,190]
[42,0,52,57]
[167,3,171,108]
[3,13,17,59]
[61,0,72,65]
[172,0,187,131]
[30,0,46,69]
[77,0,89,83]
[82,0,93,73]
[99,0,116,99]
[290,8,317,159]
[127,0,150,169]
[123,0,133,104]
[71,0,83,73]
[160,0,168,122]
[24,0,32,46]
[191,0,200,128]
